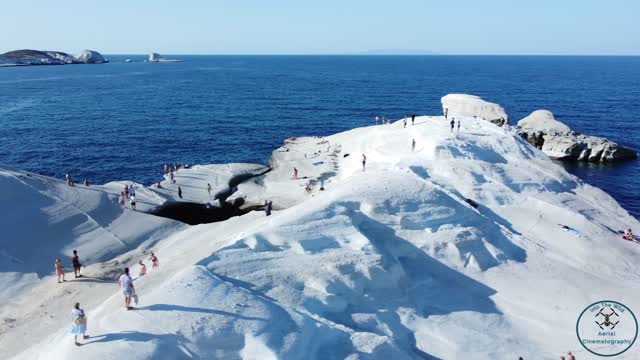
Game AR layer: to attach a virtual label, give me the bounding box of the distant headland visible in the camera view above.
[0,49,108,67]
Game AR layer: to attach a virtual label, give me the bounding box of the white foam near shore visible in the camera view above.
[2,113,640,359]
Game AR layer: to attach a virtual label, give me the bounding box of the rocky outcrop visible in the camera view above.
[76,50,107,64]
[148,52,182,62]
[45,51,81,64]
[441,94,508,126]
[0,49,107,66]
[516,110,636,162]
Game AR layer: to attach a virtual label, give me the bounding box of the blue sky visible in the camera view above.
[2,0,639,55]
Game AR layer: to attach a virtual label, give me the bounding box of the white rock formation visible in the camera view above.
[517,110,636,162]
[3,115,639,359]
[77,50,107,64]
[148,52,182,62]
[441,94,508,125]
[518,110,571,133]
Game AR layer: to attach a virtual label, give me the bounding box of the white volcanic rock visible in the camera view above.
[44,51,80,64]
[148,52,182,62]
[3,115,640,360]
[77,50,107,64]
[516,110,636,161]
[517,110,571,134]
[441,94,508,125]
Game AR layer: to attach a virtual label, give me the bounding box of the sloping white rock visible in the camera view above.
[441,94,508,125]
[517,110,571,134]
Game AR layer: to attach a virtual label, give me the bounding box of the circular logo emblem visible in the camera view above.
[576,300,638,357]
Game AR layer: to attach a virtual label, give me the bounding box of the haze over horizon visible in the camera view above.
[2,0,639,56]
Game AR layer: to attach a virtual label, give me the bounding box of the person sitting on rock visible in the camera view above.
[624,228,634,240]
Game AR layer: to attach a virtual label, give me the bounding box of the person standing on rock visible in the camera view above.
[412,139,416,152]
[138,260,147,278]
[65,174,74,186]
[72,250,82,278]
[207,183,212,197]
[83,179,89,187]
[457,118,461,132]
[128,185,136,198]
[70,302,89,345]
[119,191,126,207]
[375,116,379,125]
[169,170,175,184]
[450,118,455,132]
[178,186,183,199]
[444,108,449,120]
[130,195,136,210]
[164,164,169,174]
[362,154,367,172]
[264,200,272,216]
[293,167,298,180]
[55,259,66,283]
[412,114,416,125]
[150,252,159,270]
[118,268,135,310]
[403,118,407,128]
[567,352,575,360]
[124,185,129,199]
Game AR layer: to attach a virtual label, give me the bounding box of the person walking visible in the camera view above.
[70,302,89,345]
[130,194,137,210]
[457,119,461,132]
[411,114,416,125]
[450,118,455,132]
[55,259,66,283]
[412,139,416,152]
[71,250,82,278]
[361,154,367,172]
[178,186,183,199]
[138,260,147,277]
[150,252,159,269]
[118,268,136,310]
[207,183,212,197]
[119,191,126,207]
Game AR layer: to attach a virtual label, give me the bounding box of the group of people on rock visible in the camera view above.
[65,251,160,345]
[119,184,137,210]
[65,174,91,187]
[54,250,84,283]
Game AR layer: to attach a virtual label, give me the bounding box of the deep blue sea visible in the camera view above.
[1,55,639,217]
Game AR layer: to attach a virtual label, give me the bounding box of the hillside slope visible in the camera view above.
[5,115,640,359]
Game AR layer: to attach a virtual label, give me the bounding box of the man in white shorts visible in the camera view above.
[118,267,136,310]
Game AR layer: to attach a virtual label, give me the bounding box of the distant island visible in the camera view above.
[355,49,438,55]
[148,52,183,63]
[0,49,108,67]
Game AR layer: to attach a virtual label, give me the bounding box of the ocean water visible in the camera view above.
[1,55,639,217]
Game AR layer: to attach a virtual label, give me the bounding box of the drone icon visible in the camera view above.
[595,308,620,330]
